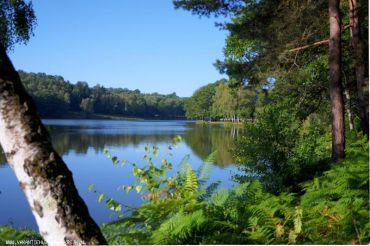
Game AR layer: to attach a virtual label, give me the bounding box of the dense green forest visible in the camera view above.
[0,0,369,245]
[184,78,264,121]
[19,71,185,119]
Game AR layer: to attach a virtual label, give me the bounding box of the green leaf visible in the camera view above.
[153,146,159,157]
[126,186,134,193]
[112,156,118,164]
[103,148,109,154]
[133,168,142,176]
[106,198,122,212]
[135,185,143,193]
[97,193,105,203]
[294,207,302,234]
[288,230,297,244]
[87,184,94,191]
[174,135,182,143]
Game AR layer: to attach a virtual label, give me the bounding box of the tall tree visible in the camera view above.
[184,82,219,120]
[0,1,107,244]
[174,0,351,161]
[347,0,368,135]
[328,0,345,160]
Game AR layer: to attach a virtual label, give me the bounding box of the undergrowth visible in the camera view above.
[100,134,369,245]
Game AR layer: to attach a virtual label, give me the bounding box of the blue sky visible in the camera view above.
[9,0,228,97]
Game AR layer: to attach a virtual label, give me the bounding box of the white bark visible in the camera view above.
[0,46,106,245]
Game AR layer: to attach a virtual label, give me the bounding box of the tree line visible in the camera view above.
[184,78,265,121]
[19,70,185,119]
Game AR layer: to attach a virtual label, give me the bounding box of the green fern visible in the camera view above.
[100,135,369,245]
[185,165,198,193]
[178,154,190,176]
[151,210,207,244]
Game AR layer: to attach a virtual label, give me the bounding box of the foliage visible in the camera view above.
[0,225,44,245]
[184,81,219,120]
[185,78,264,121]
[1,135,368,245]
[173,0,242,17]
[232,53,334,193]
[100,135,368,245]
[0,0,36,50]
[233,101,302,192]
[299,133,370,244]
[272,55,330,120]
[19,70,185,119]
[174,0,369,159]
[98,136,220,244]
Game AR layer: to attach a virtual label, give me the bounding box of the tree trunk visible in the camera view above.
[328,0,345,161]
[344,88,354,130]
[0,45,107,245]
[348,0,369,135]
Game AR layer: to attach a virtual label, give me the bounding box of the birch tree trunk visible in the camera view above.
[348,0,369,135]
[0,46,107,245]
[328,0,345,161]
[344,89,354,130]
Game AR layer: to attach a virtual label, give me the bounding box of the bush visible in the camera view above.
[233,102,301,192]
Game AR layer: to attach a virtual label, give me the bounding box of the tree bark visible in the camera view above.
[0,45,107,245]
[348,0,369,135]
[344,88,354,130]
[328,0,345,161]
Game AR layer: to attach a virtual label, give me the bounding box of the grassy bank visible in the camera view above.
[195,120,244,127]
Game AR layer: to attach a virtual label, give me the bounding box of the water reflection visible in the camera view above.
[0,120,240,229]
[1,121,239,166]
[184,124,241,166]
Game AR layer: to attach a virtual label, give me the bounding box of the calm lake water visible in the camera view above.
[0,120,240,230]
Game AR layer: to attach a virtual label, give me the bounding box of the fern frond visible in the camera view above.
[178,154,190,176]
[210,189,230,207]
[185,165,198,193]
[151,210,207,244]
[204,151,218,164]
[198,181,221,200]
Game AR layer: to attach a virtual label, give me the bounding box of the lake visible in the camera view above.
[0,120,241,230]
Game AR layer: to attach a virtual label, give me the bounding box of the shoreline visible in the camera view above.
[195,120,244,127]
[40,112,186,121]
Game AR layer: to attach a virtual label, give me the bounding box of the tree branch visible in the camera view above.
[288,39,329,52]
[288,25,350,52]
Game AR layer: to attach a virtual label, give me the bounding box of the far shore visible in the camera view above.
[40,112,187,121]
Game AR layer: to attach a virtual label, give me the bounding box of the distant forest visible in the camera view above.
[19,71,185,119]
